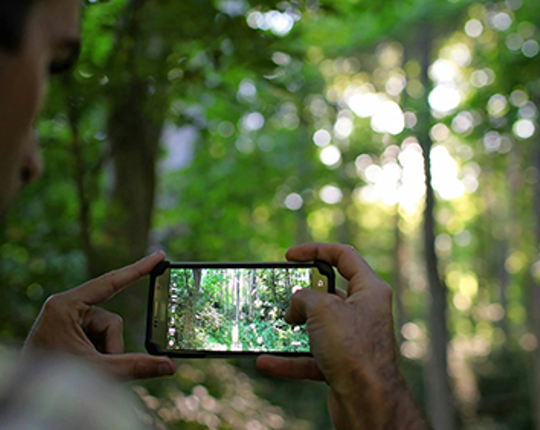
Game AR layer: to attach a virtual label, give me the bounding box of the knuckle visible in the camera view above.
[378,282,393,302]
[102,270,117,282]
[291,288,309,303]
[43,294,65,312]
[313,294,340,315]
[340,243,357,253]
[113,314,124,327]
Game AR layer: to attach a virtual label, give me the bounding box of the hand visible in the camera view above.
[24,251,176,380]
[256,243,429,430]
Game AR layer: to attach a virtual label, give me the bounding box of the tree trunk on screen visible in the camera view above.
[249,270,256,320]
[236,270,241,317]
[220,270,224,304]
[232,271,241,349]
[417,22,457,430]
[271,269,278,303]
[193,269,202,293]
[181,269,202,345]
[227,272,233,313]
[182,270,194,344]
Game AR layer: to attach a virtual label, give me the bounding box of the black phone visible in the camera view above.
[146,260,335,358]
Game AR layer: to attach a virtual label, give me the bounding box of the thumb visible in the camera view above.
[99,354,176,380]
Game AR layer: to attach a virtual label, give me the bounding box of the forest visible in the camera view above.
[166,268,311,352]
[0,0,540,429]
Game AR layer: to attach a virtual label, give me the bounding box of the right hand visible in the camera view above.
[256,243,402,430]
[24,251,176,380]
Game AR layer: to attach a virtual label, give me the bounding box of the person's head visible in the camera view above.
[0,0,81,214]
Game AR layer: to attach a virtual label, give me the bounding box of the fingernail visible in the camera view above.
[152,250,166,258]
[158,362,173,376]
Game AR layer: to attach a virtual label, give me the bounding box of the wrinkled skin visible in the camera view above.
[257,243,431,430]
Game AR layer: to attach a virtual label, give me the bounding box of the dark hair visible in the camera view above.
[0,0,37,52]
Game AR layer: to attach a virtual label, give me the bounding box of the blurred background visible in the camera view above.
[1,0,540,428]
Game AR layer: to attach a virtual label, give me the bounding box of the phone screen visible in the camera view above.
[165,267,318,353]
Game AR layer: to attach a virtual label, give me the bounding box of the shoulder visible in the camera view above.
[0,349,151,430]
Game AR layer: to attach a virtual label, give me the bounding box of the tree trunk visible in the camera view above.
[393,205,407,343]
[531,128,540,430]
[496,149,520,341]
[74,0,167,350]
[66,95,99,277]
[417,22,457,430]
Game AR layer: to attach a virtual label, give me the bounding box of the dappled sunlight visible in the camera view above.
[247,10,298,37]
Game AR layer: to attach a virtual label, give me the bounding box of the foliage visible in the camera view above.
[1,0,540,428]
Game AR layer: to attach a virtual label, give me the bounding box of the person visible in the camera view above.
[0,0,431,429]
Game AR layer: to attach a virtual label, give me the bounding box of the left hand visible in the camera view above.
[24,251,176,380]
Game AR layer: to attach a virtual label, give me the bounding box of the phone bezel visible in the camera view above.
[145,260,336,358]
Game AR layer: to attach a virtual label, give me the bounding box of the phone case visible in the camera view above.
[145,260,336,358]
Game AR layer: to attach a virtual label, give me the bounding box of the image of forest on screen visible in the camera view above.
[166,268,312,352]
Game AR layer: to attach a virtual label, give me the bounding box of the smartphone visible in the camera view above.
[146,260,335,358]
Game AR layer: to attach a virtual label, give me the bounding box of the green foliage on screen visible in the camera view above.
[166,268,310,353]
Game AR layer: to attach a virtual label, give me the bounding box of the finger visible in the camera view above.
[335,289,347,300]
[256,355,325,382]
[285,289,339,326]
[72,251,166,305]
[86,308,124,354]
[99,354,176,380]
[286,243,378,294]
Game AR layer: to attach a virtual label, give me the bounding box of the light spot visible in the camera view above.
[334,116,354,139]
[284,193,303,211]
[313,129,331,147]
[320,145,342,167]
[513,119,535,139]
[506,33,523,51]
[492,12,512,31]
[483,131,502,152]
[371,101,405,135]
[241,112,265,131]
[348,92,381,118]
[429,85,461,114]
[452,112,474,135]
[401,323,421,340]
[520,333,538,351]
[522,39,540,58]
[465,19,483,38]
[430,124,451,142]
[487,94,508,117]
[510,90,528,107]
[320,185,343,205]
